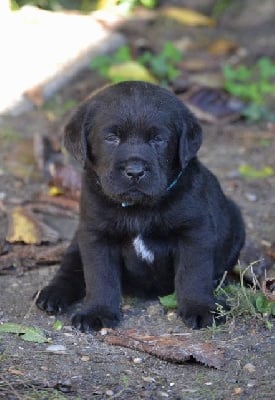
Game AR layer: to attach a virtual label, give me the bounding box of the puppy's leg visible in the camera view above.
[175,242,216,329]
[36,235,85,314]
[71,229,122,332]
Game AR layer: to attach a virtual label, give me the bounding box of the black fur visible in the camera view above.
[36,81,245,330]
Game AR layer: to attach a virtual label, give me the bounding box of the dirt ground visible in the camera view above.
[0,1,275,399]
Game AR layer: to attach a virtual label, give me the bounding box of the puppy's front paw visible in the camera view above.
[178,297,216,329]
[72,306,120,333]
[36,284,84,314]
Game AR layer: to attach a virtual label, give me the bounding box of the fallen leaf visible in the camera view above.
[0,242,69,272]
[161,7,215,27]
[102,329,225,369]
[180,87,244,123]
[208,38,237,56]
[159,292,178,309]
[36,195,79,212]
[8,367,24,376]
[0,323,48,343]
[107,61,158,83]
[238,164,274,179]
[6,207,59,244]
[53,320,63,331]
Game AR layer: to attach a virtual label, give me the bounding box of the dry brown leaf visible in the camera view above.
[179,86,244,124]
[161,7,215,27]
[102,329,225,369]
[179,58,219,72]
[0,242,69,272]
[208,38,237,56]
[37,194,79,212]
[6,206,59,245]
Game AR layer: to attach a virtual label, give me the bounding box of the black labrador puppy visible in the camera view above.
[36,81,245,330]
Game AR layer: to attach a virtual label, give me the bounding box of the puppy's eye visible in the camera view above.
[105,134,120,145]
[149,135,165,144]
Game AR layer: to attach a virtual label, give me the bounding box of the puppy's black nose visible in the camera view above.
[124,162,145,181]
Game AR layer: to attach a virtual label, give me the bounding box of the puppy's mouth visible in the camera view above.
[117,188,153,207]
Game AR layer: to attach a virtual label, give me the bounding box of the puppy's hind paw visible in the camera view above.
[72,306,120,333]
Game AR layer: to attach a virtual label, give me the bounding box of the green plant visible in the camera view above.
[215,266,275,329]
[223,57,275,121]
[12,0,158,12]
[90,42,181,85]
[159,265,275,329]
[138,41,181,84]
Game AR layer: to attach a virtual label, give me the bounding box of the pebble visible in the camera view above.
[133,357,143,364]
[106,390,114,396]
[81,355,90,362]
[243,363,256,373]
[167,311,177,321]
[142,376,155,383]
[100,328,108,336]
[245,192,257,202]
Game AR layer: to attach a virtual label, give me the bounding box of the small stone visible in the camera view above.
[142,376,155,383]
[169,382,175,387]
[205,382,213,386]
[243,363,256,373]
[159,392,169,398]
[233,387,243,395]
[106,390,114,396]
[133,357,143,364]
[81,355,90,362]
[167,311,177,321]
[245,193,257,202]
[100,328,108,336]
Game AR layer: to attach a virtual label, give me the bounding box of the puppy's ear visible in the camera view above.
[179,115,202,168]
[63,101,91,165]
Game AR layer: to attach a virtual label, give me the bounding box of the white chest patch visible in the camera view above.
[133,235,154,264]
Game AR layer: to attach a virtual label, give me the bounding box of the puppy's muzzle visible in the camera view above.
[123,160,147,183]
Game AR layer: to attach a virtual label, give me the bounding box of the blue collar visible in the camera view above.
[121,170,183,208]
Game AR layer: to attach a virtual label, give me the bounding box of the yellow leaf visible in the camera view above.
[49,186,63,196]
[6,207,60,244]
[6,207,41,244]
[107,61,158,84]
[161,7,215,27]
[97,0,117,10]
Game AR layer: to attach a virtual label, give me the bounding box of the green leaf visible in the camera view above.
[140,0,158,9]
[113,45,132,63]
[53,319,63,331]
[162,42,181,62]
[159,292,178,309]
[239,164,274,179]
[0,323,48,343]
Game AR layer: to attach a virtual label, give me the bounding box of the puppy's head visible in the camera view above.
[64,81,202,206]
